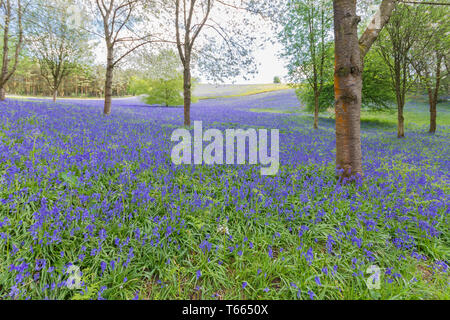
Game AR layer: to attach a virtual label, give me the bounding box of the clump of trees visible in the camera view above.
[142,76,185,106]
[28,0,90,102]
[4,57,136,98]
[278,0,449,179]
[129,49,194,107]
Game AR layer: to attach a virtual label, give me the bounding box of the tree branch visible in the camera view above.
[359,0,397,60]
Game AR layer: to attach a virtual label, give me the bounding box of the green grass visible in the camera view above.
[196,84,291,100]
[4,161,445,300]
[248,108,297,114]
[250,94,450,132]
[0,94,448,300]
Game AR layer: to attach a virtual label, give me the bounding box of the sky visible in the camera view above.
[89,1,290,85]
[194,40,289,85]
[224,41,289,84]
[93,35,288,85]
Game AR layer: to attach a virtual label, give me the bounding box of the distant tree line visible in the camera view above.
[4,55,136,98]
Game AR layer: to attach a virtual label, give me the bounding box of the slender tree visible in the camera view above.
[410,6,449,134]
[28,0,90,102]
[376,3,427,138]
[172,0,263,126]
[175,0,212,126]
[0,0,25,101]
[92,0,154,115]
[279,0,332,129]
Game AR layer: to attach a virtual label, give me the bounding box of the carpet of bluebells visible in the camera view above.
[0,91,448,300]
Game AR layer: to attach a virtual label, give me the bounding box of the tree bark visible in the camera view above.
[0,0,11,102]
[429,54,442,134]
[313,93,319,129]
[332,0,396,179]
[104,47,114,115]
[333,0,363,179]
[0,0,23,102]
[0,87,5,101]
[52,89,57,102]
[397,102,405,138]
[359,0,397,59]
[427,88,436,133]
[183,64,191,126]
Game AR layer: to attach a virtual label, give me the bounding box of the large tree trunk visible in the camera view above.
[104,47,114,115]
[313,92,319,129]
[331,0,395,180]
[183,63,192,127]
[333,0,363,179]
[395,84,405,138]
[52,89,57,102]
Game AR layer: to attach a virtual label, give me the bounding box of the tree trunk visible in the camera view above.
[428,88,436,134]
[165,88,169,107]
[313,92,319,129]
[0,87,5,101]
[52,89,57,102]
[429,54,442,134]
[397,102,405,138]
[104,46,114,115]
[333,0,363,179]
[104,64,113,115]
[0,0,23,102]
[0,1,10,102]
[183,64,192,127]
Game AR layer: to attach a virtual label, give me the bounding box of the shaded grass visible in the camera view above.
[250,97,450,132]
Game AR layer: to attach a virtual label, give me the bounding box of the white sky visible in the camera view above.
[94,42,288,85]
[223,41,289,84]
[90,2,289,85]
